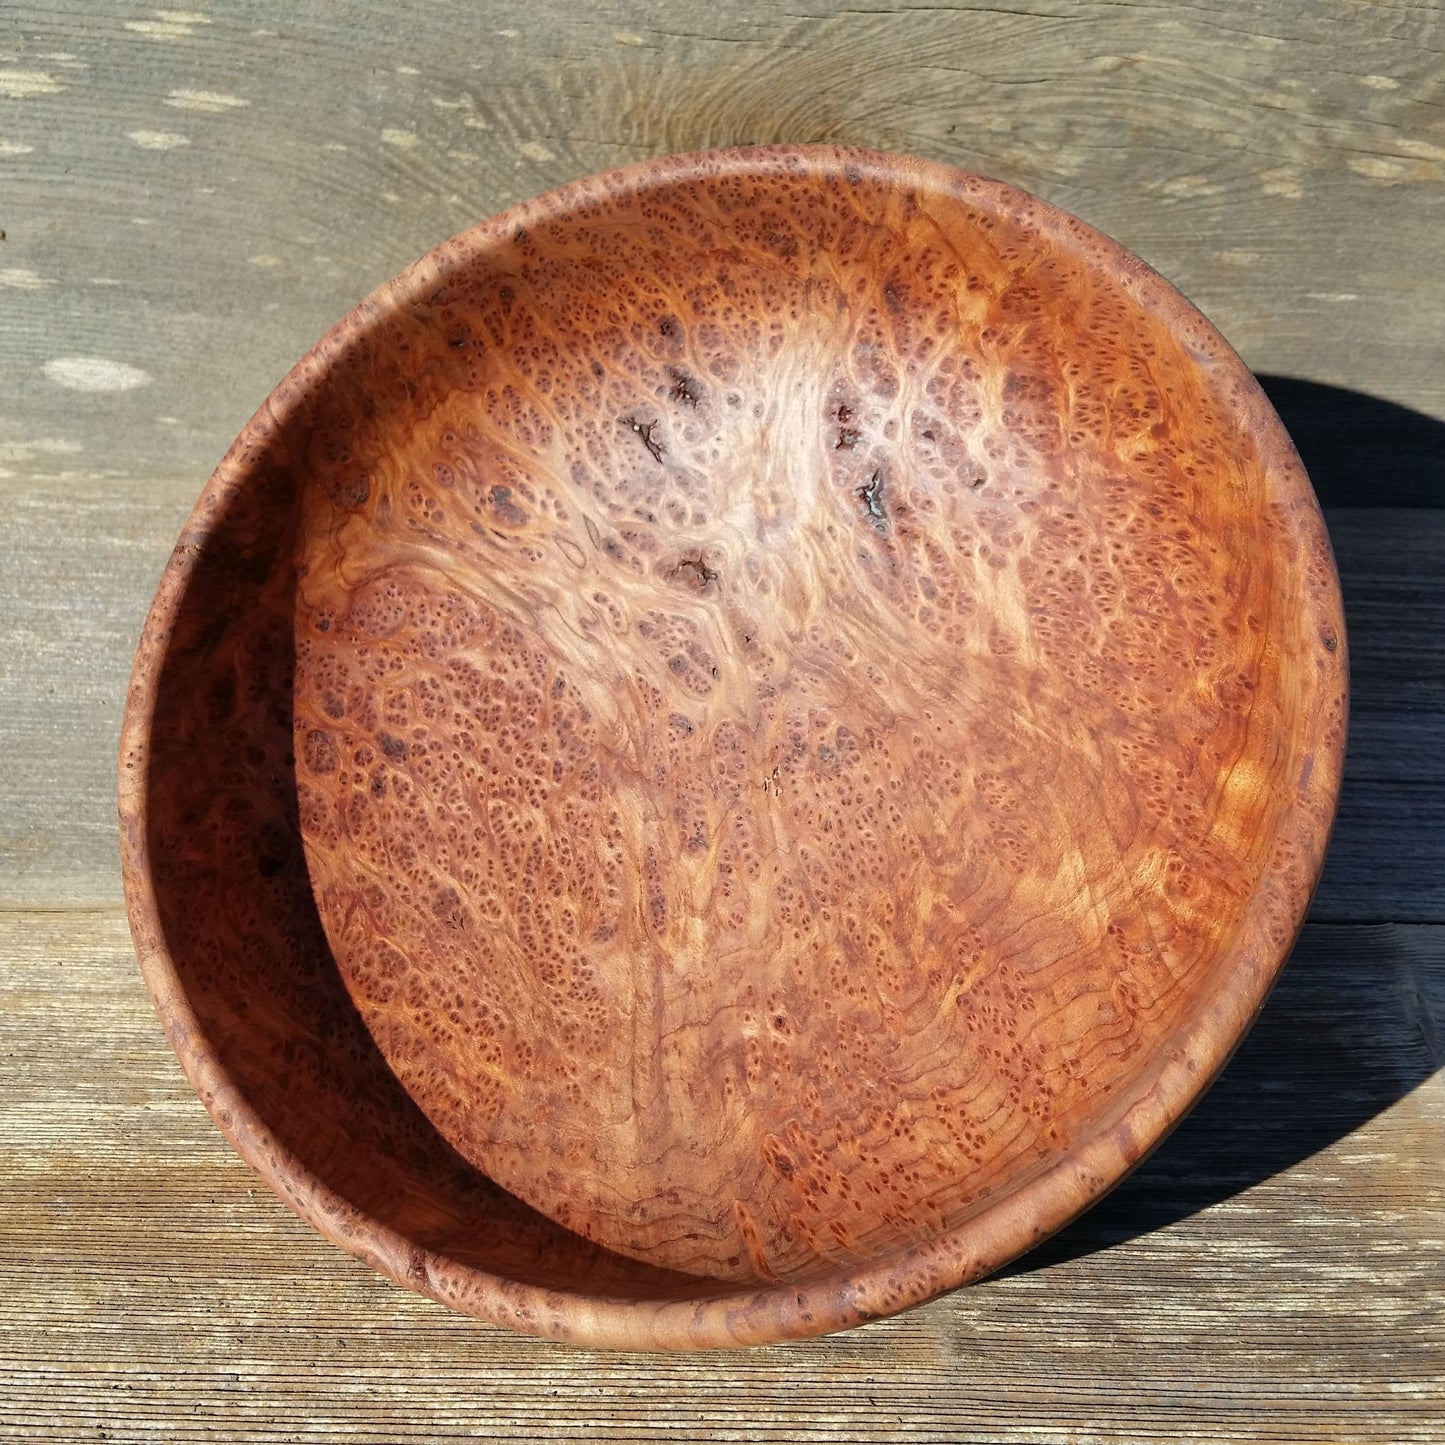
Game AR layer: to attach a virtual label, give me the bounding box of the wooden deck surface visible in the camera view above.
[1,1,1441,1439]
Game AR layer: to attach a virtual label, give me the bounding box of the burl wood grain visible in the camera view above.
[116,360,715,1338]
[283,148,1345,1286]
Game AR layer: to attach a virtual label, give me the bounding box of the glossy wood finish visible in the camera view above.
[119,146,1346,1346]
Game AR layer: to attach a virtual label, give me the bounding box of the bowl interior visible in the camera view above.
[121,146,1346,1345]
[284,153,1345,1283]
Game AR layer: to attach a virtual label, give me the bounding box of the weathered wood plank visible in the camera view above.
[4,495,1439,919]
[0,476,195,905]
[1,0,1441,497]
[0,911,1439,1441]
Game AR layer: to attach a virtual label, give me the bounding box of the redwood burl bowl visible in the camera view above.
[118,145,1346,1348]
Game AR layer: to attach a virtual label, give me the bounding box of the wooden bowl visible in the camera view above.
[119,145,1346,1348]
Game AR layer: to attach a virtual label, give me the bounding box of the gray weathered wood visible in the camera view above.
[0,476,194,905]
[1,0,1441,496]
[0,913,1440,1443]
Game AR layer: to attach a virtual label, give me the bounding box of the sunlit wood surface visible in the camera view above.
[2,0,1441,1436]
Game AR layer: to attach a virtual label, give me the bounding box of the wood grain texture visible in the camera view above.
[0,0,1441,496]
[1,912,1440,1441]
[0,478,195,905]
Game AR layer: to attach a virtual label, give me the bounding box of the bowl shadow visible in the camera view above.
[1007,375,1445,1273]
[1254,375,1444,509]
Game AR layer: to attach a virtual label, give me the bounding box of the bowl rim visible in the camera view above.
[117,141,1348,1350]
